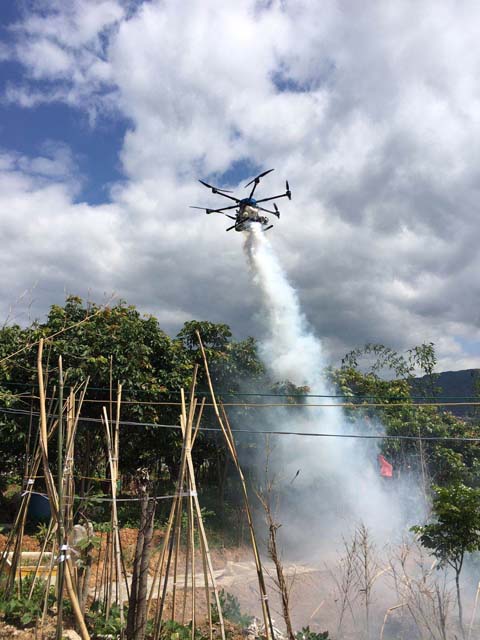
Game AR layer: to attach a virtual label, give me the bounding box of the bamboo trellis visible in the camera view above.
[0,334,276,640]
[149,366,226,640]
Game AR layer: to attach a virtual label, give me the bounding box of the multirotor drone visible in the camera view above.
[190,169,291,232]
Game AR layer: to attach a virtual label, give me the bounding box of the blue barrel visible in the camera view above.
[28,493,51,522]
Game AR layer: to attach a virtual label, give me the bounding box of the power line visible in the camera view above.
[2,380,480,401]
[22,489,190,503]
[1,406,479,442]
[4,395,480,408]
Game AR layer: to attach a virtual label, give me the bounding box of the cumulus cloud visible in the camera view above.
[1,0,480,371]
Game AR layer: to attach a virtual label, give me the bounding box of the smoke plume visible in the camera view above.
[244,224,417,554]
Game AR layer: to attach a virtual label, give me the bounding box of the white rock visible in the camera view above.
[62,630,82,640]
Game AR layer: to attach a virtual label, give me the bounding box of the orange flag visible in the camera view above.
[378,454,393,478]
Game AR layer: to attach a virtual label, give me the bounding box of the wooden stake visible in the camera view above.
[37,339,90,640]
[56,356,65,640]
[196,331,274,640]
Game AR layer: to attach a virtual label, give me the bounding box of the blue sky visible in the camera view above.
[0,2,129,204]
[1,0,480,371]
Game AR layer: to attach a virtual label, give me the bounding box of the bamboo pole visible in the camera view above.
[56,356,65,640]
[187,458,196,636]
[182,420,225,640]
[102,405,124,626]
[146,494,177,616]
[151,368,225,640]
[0,373,81,598]
[171,494,183,621]
[181,389,196,633]
[181,378,225,640]
[0,420,58,595]
[197,509,213,640]
[28,519,55,599]
[153,379,195,637]
[92,529,105,605]
[152,415,191,635]
[192,397,206,447]
[37,339,91,640]
[147,370,198,617]
[195,330,274,640]
[114,384,124,626]
[181,489,191,624]
[39,538,58,640]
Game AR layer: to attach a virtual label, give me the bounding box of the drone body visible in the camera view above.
[190,169,291,232]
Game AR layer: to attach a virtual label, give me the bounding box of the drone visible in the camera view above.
[190,168,291,232]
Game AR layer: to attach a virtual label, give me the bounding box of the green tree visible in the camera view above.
[412,482,480,637]
[332,342,479,490]
[0,298,271,520]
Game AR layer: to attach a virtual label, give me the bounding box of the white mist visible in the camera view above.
[243,224,413,552]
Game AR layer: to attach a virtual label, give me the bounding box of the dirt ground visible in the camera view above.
[1,530,479,639]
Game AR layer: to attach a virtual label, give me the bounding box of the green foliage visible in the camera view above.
[0,575,55,626]
[295,626,330,640]
[412,482,480,573]
[178,320,232,352]
[341,341,437,382]
[93,521,113,533]
[159,620,205,640]
[0,296,270,489]
[333,341,480,489]
[211,589,251,626]
[87,600,125,636]
[34,521,50,544]
[181,507,214,546]
[0,594,40,627]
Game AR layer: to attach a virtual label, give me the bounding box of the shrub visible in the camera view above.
[211,589,251,627]
[0,575,55,626]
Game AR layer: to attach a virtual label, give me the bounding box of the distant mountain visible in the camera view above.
[411,369,480,416]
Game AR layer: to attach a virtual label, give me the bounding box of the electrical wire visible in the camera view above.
[2,380,480,401]
[2,406,480,442]
[4,395,480,408]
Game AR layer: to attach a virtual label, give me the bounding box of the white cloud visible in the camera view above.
[2,0,480,372]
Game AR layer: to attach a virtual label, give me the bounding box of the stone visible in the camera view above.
[62,629,82,640]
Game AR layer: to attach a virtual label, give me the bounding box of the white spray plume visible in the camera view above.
[244,224,325,389]
[244,224,419,553]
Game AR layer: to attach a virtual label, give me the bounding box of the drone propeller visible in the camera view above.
[244,168,275,188]
[190,206,236,219]
[198,179,233,193]
[245,168,275,199]
[190,206,219,214]
[256,204,280,217]
[286,180,291,200]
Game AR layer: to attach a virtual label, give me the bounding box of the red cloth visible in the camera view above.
[378,454,393,478]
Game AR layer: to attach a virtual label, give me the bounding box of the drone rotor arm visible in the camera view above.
[198,179,240,202]
[255,192,289,204]
[214,192,240,202]
[249,181,261,199]
[206,204,239,213]
[244,168,275,188]
[256,205,276,214]
[190,205,238,217]
[198,179,233,193]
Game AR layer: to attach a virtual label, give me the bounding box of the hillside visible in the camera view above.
[412,368,480,415]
